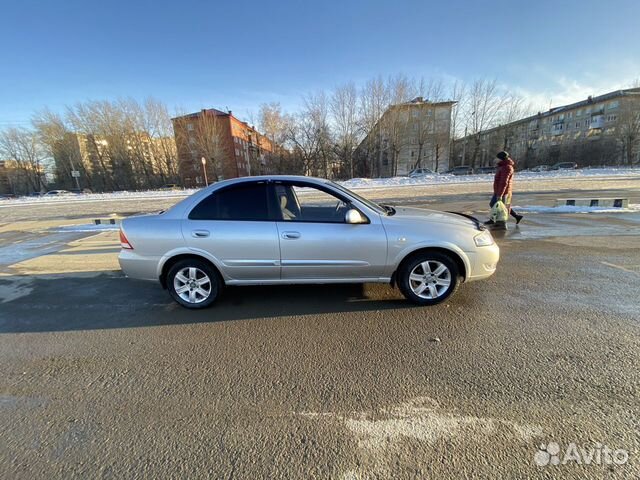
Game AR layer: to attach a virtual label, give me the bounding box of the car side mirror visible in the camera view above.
[345,209,366,224]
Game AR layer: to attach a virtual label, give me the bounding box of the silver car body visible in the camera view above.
[118,176,499,286]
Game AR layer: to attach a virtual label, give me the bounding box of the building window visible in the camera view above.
[576,109,582,117]
[187,123,194,131]
[608,100,620,110]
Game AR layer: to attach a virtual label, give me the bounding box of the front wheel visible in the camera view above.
[167,259,221,309]
[397,252,461,306]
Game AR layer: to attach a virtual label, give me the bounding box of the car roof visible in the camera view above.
[211,175,332,189]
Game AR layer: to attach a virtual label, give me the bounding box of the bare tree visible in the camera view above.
[330,82,360,178]
[143,98,179,184]
[174,110,230,181]
[448,81,466,167]
[258,102,294,173]
[32,109,90,190]
[290,91,334,177]
[286,97,329,177]
[0,127,47,193]
[465,79,510,168]
[417,77,446,102]
[382,75,416,176]
[616,101,640,165]
[358,76,393,176]
[65,101,121,190]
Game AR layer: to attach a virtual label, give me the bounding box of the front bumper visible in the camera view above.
[464,243,500,282]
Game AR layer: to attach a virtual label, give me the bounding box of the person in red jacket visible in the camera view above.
[485,151,523,226]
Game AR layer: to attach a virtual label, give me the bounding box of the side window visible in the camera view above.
[276,183,351,223]
[189,183,270,220]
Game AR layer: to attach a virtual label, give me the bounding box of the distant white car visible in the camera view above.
[530,165,550,172]
[408,168,436,178]
[44,190,74,196]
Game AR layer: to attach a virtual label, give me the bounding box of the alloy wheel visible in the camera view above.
[408,260,451,300]
[173,267,212,304]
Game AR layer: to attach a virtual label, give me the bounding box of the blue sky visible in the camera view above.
[1,0,639,126]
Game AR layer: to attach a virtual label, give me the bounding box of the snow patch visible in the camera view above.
[54,223,120,232]
[298,396,543,479]
[341,167,640,190]
[514,204,640,214]
[0,167,638,207]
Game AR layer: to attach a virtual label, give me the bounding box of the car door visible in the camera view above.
[182,181,280,281]
[273,181,388,280]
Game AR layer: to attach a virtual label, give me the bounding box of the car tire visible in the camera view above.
[397,251,461,306]
[167,259,221,309]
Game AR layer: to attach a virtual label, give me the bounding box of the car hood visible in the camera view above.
[383,206,480,229]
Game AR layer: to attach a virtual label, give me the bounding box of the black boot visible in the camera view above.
[484,219,495,225]
[511,211,523,224]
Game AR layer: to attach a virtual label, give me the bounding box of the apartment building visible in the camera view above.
[52,132,175,191]
[172,108,274,186]
[452,88,640,168]
[355,97,455,177]
[0,160,11,194]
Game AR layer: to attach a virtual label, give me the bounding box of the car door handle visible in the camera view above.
[281,231,301,239]
[192,230,210,238]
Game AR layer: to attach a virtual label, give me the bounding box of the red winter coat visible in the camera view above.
[493,158,515,197]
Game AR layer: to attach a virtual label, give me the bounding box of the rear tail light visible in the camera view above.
[119,229,133,249]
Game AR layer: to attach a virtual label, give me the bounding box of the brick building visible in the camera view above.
[172,109,274,186]
[452,87,640,169]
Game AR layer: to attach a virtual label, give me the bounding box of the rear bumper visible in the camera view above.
[464,243,500,282]
[118,250,160,282]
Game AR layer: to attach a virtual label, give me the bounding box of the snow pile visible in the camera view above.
[0,167,638,206]
[341,167,640,189]
[54,223,120,232]
[0,188,201,207]
[513,204,640,214]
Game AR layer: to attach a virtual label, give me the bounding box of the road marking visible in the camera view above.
[601,261,640,275]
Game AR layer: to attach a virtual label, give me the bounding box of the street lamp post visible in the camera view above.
[201,157,209,187]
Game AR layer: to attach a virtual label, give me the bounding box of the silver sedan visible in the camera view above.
[118,176,499,308]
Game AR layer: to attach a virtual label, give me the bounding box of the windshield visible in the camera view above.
[327,181,387,215]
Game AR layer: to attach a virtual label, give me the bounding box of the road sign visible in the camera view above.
[71,170,80,178]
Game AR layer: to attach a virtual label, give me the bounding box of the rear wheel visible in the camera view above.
[397,252,460,306]
[167,259,221,309]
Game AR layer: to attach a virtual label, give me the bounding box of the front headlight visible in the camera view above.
[474,230,495,247]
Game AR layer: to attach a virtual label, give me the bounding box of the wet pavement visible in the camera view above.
[0,178,639,479]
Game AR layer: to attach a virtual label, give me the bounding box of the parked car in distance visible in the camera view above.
[408,168,436,178]
[69,188,93,194]
[446,166,474,176]
[530,164,550,172]
[475,166,497,174]
[119,176,500,309]
[159,184,182,190]
[44,189,74,196]
[550,162,578,170]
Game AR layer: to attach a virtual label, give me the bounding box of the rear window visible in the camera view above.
[189,182,270,220]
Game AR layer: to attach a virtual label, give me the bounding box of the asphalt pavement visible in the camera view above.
[1,178,639,479]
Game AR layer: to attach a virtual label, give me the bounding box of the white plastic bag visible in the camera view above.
[491,200,509,222]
